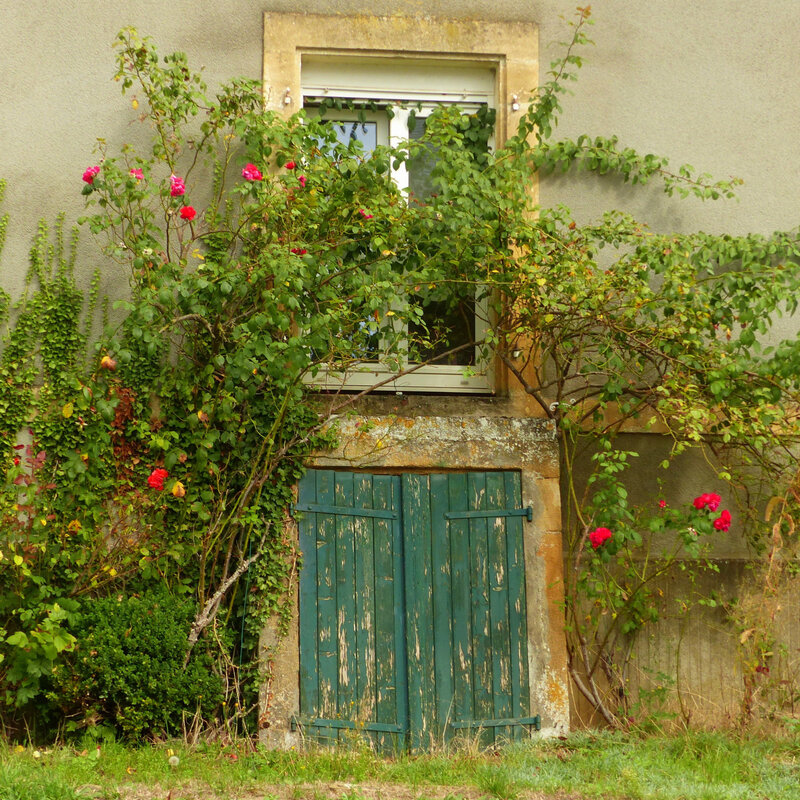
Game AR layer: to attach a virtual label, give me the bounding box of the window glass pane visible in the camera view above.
[408,299,476,366]
[407,113,485,367]
[408,116,438,202]
[329,120,378,155]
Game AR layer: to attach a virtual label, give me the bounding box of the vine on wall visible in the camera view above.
[1,9,800,738]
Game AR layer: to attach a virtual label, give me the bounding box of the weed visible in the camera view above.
[473,765,519,800]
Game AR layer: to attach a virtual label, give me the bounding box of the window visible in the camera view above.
[304,59,493,392]
[263,13,539,393]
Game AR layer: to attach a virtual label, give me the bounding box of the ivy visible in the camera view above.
[1,9,799,737]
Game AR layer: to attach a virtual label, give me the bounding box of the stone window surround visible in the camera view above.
[261,13,542,396]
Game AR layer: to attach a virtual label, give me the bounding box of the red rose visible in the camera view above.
[589,527,612,549]
[713,509,732,532]
[147,467,169,491]
[693,492,721,511]
[693,494,708,510]
[179,206,196,221]
[82,165,100,184]
[285,161,296,170]
[290,247,307,255]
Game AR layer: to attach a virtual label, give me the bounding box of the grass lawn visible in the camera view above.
[0,730,798,800]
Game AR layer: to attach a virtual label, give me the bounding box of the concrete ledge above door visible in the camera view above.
[309,415,558,478]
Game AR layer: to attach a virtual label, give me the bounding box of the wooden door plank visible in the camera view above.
[372,474,400,752]
[354,473,377,734]
[298,471,320,729]
[403,473,434,751]
[486,471,513,743]
[390,475,408,752]
[468,471,494,747]
[430,472,454,743]
[334,472,357,741]
[447,472,473,740]
[315,470,338,740]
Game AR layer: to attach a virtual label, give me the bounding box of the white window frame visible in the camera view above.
[302,57,495,394]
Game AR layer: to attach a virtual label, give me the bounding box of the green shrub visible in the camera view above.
[49,591,222,740]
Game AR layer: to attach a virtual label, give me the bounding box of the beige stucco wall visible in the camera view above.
[2,1,799,733]
[2,1,798,297]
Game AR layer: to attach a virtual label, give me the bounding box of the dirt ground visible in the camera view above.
[84,780,585,800]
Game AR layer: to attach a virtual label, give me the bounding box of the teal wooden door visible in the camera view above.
[298,469,537,750]
[297,470,407,750]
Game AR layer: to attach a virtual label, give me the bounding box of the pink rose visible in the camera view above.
[179,206,196,221]
[169,175,186,196]
[589,527,612,549]
[130,168,144,180]
[658,500,667,509]
[242,163,263,181]
[82,166,100,184]
[298,175,307,188]
[359,209,373,219]
[713,509,732,532]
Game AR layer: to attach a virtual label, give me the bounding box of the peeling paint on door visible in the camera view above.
[298,469,534,750]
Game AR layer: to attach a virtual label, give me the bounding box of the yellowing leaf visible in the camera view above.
[131,98,139,109]
[13,555,23,566]
[62,402,74,418]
